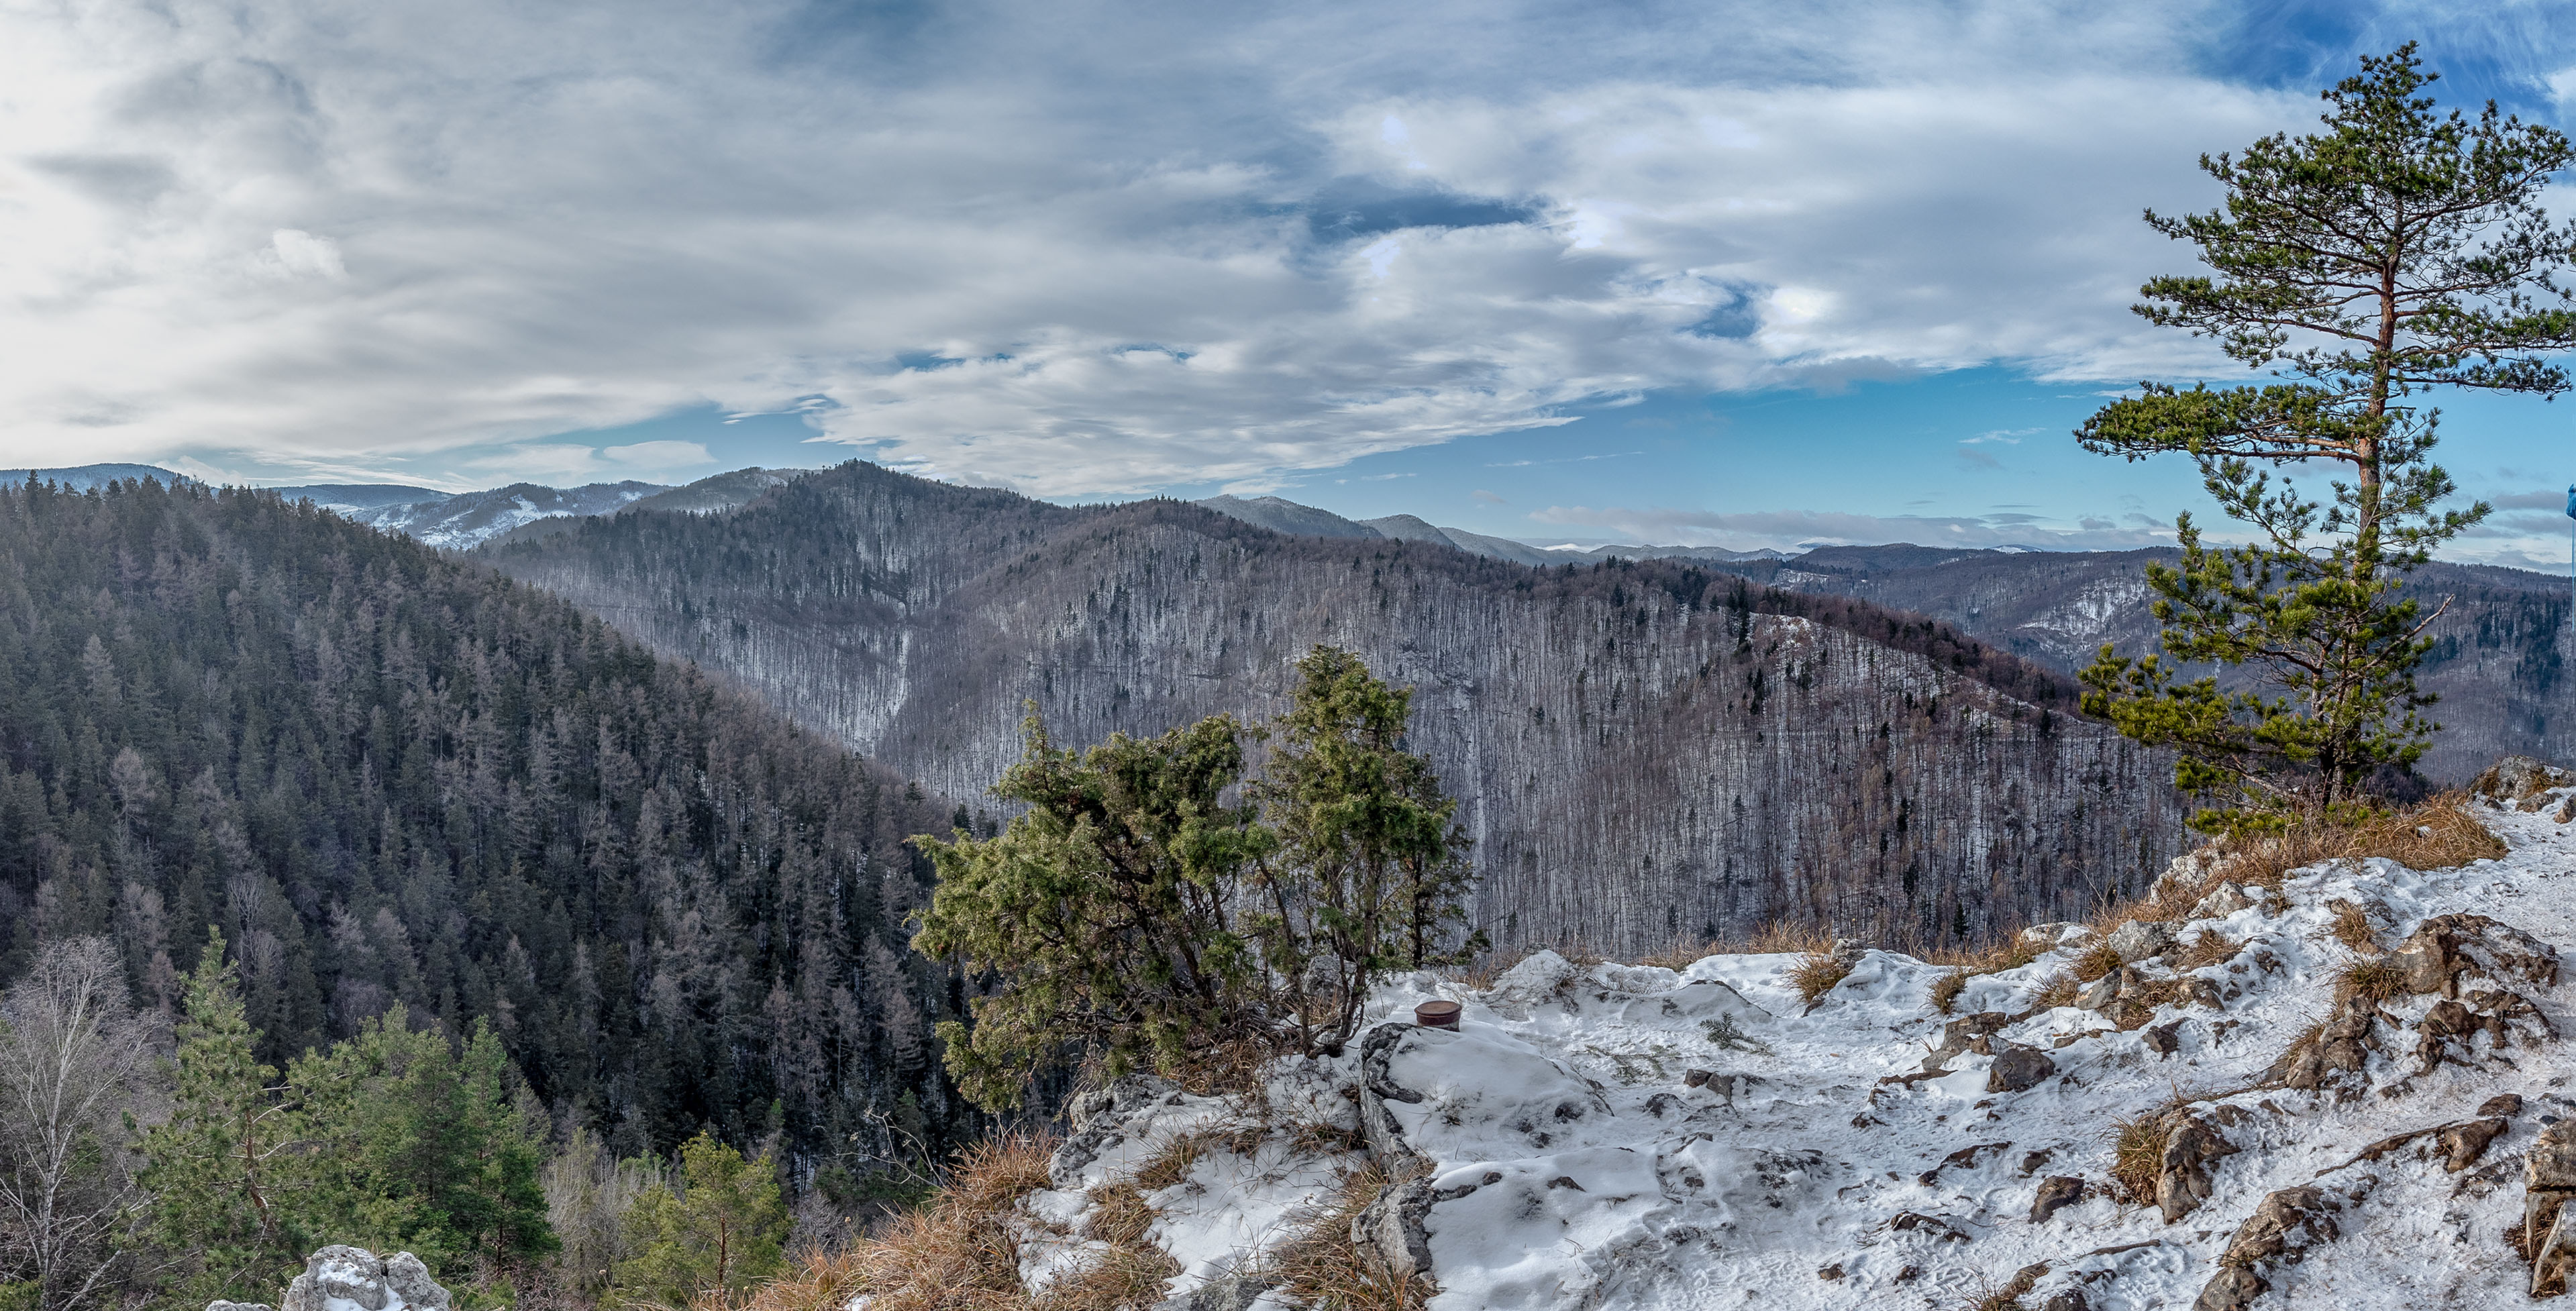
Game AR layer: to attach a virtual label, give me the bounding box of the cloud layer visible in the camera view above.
[0,0,2439,495]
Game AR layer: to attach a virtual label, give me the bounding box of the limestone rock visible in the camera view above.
[2196,1181,2367,1310]
[2157,1113,2238,1224]
[2106,920,2176,964]
[2190,883,2254,920]
[1986,1043,2057,1094]
[2527,1121,2576,1263]
[2265,992,2381,1096]
[2030,1175,2084,1223]
[2473,754,2575,802]
[2485,1094,2527,1118]
[1352,1173,1439,1281]
[278,1247,449,1311]
[2392,914,2561,999]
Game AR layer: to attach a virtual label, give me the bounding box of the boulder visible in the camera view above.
[2106,921,2177,964]
[2190,884,2254,920]
[2265,992,2381,1096]
[2030,1175,2085,1223]
[2392,914,2561,1000]
[277,1247,449,1311]
[1987,1044,2057,1094]
[2527,1121,2576,1265]
[2195,1182,2367,1310]
[2474,754,2575,802]
[2157,1113,2238,1224]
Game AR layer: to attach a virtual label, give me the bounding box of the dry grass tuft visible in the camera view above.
[2072,942,2124,984]
[1789,947,1854,1008]
[1928,970,1968,1015]
[2179,930,2238,970]
[1170,1036,1276,1100]
[1084,1180,1157,1245]
[1039,1240,1182,1311]
[2108,1103,2187,1206]
[2031,973,2078,1010]
[1964,1261,2048,1311]
[2322,900,2380,954]
[1258,1164,1429,1311]
[2334,957,2408,1004]
[764,1132,1057,1311]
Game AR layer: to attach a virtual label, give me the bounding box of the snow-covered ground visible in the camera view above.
[1024,792,2576,1310]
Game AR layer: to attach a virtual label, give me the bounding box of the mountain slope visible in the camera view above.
[0,476,962,1165]
[1705,546,2571,782]
[484,461,2185,955]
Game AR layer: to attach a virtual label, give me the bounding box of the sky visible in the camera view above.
[5,0,2576,564]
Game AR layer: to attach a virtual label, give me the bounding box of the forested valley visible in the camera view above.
[0,476,968,1310]
[485,460,2185,956]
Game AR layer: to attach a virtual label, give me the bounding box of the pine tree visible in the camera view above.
[293,1008,555,1277]
[608,1134,786,1311]
[2077,44,2576,831]
[136,930,311,1305]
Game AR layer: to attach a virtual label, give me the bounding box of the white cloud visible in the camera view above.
[269,229,347,280]
[0,0,2318,494]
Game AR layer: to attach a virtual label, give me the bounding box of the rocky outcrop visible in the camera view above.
[209,1247,450,1311]
[2157,1111,2241,1224]
[2473,755,2575,804]
[2195,1181,2371,1311]
[2391,914,2562,999]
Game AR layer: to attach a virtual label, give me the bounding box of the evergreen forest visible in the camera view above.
[0,476,968,1309]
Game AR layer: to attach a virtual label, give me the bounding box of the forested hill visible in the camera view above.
[485,460,2184,957]
[0,476,964,1166]
[1696,545,2570,782]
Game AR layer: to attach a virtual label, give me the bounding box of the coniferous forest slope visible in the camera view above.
[483,461,2185,957]
[0,477,964,1165]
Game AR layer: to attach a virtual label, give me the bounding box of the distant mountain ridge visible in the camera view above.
[1190,492,1783,566]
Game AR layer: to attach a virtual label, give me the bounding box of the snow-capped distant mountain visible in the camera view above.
[333,481,672,550]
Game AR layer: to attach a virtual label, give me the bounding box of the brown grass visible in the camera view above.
[2109,1106,2181,1206]
[2031,973,2078,1010]
[2071,942,2124,983]
[2208,794,2506,888]
[1257,1163,1428,1311]
[1928,970,1968,1015]
[2179,930,2238,970]
[1965,1261,2048,1311]
[2322,900,2379,954]
[2334,957,2408,1004]
[758,1132,1057,1311]
[1789,947,1854,1008]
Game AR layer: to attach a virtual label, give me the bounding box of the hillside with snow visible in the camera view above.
[959,774,2576,1310]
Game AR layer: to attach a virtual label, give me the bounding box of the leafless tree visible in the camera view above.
[0,938,164,1311]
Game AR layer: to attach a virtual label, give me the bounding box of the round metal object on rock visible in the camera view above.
[1415,1000,1462,1031]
